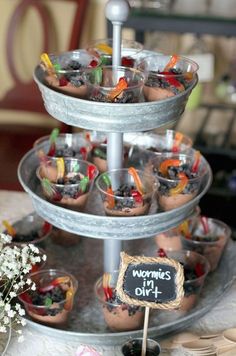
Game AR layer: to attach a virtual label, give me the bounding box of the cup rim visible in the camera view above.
[137,53,199,75]
[154,129,193,148]
[86,38,143,53]
[182,217,232,245]
[95,168,157,195]
[36,158,99,188]
[33,132,92,149]
[84,65,146,90]
[5,213,52,246]
[152,152,208,183]
[47,49,101,73]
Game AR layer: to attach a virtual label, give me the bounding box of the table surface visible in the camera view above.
[1,190,236,356]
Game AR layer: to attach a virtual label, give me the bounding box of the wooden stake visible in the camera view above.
[141,306,150,356]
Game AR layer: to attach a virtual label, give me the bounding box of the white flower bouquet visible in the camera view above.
[0,233,46,342]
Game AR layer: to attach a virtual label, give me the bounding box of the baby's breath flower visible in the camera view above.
[0,233,46,342]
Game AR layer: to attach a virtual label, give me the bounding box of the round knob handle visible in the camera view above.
[105,0,130,23]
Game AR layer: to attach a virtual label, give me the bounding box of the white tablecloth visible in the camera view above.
[1,190,236,356]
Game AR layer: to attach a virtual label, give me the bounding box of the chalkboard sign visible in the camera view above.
[116,252,184,310]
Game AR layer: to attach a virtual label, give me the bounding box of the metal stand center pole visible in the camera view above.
[103,0,130,273]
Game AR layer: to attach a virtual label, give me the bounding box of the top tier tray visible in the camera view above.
[34,50,197,133]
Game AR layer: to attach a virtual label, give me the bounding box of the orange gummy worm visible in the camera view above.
[128,167,144,195]
[107,77,128,101]
[159,159,181,176]
[164,54,180,71]
[106,187,115,209]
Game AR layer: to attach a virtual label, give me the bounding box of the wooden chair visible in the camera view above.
[0,0,88,190]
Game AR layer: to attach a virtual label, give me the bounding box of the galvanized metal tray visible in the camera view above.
[24,233,236,346]
[33,50,197,133]
[17,146,212,240]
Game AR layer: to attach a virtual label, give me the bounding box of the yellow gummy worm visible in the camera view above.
[96,43,113,55]
[56,157,65,180]
[40,53,54,73]
[2,220,16,236]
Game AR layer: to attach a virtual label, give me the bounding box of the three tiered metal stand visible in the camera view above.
[17,0,236,346]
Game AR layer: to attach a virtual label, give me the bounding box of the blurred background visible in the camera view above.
[0,0,236,236]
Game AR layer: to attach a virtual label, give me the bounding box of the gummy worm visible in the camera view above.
[128,167,144,195]
[2,220,16,237]
[163,54,180,71]
[56,157,65,180]
[107,77,128,101]
[169,172,189,195]
[159,159,181,176]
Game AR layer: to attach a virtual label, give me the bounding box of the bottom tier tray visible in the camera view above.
[25,232,236,346]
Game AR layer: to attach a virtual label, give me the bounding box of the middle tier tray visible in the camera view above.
[18,147,212,240]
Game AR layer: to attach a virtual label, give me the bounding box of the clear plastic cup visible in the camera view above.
[149,152,208,211]
[18,269,78,327]
[125,130,194,170]
[3,213,52,247]
[181,217,231,272]
[96,168,157,217]
[94,275,144,332]
[33,132,92,161]
[37,157,99,211]
[41,49,100,98]
[155,206,201,251]
[84,66,145,103]
[137,53,199,102]
[166,250,210,311]
[86,38,143,67]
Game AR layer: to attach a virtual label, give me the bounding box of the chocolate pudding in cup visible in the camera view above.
[155,227,183,251]
[166,250,210,311]
[181,216,231,272]
[150,151,208,211]
[96,167,157,217]
[121,338,161,356]
[84,65,145,103]
[40,50,100,98]
[18,269,78,327]
[137,53,198,102]
[37,157,99,211]
[86,38,143,67]
[34,132,92,161]
[94,272,144,332]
